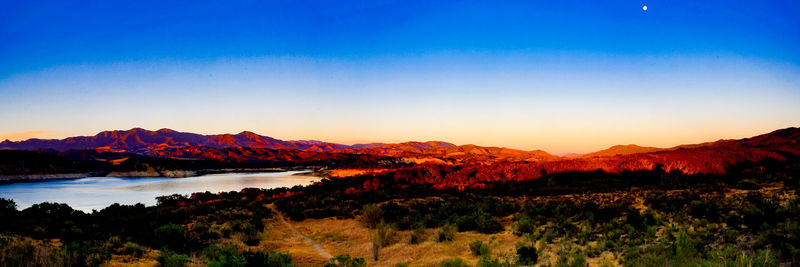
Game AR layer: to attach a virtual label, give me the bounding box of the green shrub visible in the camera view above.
[105,235,122,250]
[722,228,740,243]
[372,222,393,248]
[0,236,36,266]
[440,257,468,267]
[576,230,590,245]
[241,222,262,246]
[542,227,556,243]
[121,242,143,256]
[569,251,586,267]
[0,236,112,267]
[585,241,606,257]
[704,246,757,267]
[324,254,367,267]
[242,249,294,267]
[158,250,190,267]
[475,212,504,234]
[674,231,697,260]
[477,255,509,267]
[410,227,426,244]
[469,240,490,256]
[514,216,536,236]
[51,242,110,267]
[598,257,615,267]
[360,204,383,228]
[371,222,394,260]
[202,245,246,267]
[438,224,457,242]
[555,248,586,267]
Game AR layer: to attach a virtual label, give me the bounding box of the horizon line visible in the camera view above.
[3,126,797,156]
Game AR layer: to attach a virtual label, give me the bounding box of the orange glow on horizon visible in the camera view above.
[0,130,49,142]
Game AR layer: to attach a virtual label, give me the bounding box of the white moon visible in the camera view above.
[643,5,648,11]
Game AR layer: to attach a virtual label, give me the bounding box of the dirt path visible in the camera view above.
[267,204,334,260]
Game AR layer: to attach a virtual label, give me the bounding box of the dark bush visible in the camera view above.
[200,244,294,267]
[626,210,647,229]
[410,227,426,244]
[736,179,761,190]
[154,223,189,252]
[474,212,504,234]
[477,255,507,267]
[51,242,110,267]
[440,258,468,267]
[360,204,384,229]
[202,245,246,266]
[438,224,456,242]
[517,245,538,265]
[242,249,294,267]
[469,240,490,256]
[156,194,188,206]
[514,216,535,235]
[158,250,190,267]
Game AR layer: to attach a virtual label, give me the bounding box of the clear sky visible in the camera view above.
[1,1,799,154]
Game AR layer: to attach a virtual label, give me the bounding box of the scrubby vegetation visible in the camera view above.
[1,149,799,266]
[0,188,294,266]
[469,240,490,256]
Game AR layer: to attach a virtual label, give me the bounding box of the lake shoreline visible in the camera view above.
[0,170,323,212]
[0,167,321,185]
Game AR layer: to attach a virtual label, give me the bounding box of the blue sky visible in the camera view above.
[1,1,799,153]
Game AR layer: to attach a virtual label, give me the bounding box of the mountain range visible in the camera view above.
[0,128,349,153]
[1,127,799,166]
[1,127,799,181]
[0,128,557,163]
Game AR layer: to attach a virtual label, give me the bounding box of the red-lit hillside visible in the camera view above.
[332,141,558,163]
[362,127,800,189]
[0,128,351,153]
[0,128,558,163]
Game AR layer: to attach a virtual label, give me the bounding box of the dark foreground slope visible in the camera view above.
[1,156,799,266]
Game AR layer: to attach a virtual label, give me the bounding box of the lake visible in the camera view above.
[0,171,319,212]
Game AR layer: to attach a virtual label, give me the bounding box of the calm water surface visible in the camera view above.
[0,171,319,211]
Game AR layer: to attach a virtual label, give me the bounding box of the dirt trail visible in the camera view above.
[267,204,333,260]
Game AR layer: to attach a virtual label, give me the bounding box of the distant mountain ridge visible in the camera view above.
[2,127,798,164]
[579,144,665,158]
[1,127,798,180]
[0,128,349,153]
[576,127,800,159]
[0,128,558,162]
[334,141,558,162]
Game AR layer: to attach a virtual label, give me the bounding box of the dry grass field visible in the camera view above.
[270,216,523,267]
